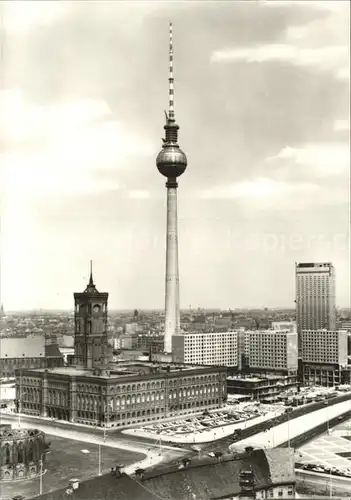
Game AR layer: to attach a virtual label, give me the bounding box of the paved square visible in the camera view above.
[298,421,351,471]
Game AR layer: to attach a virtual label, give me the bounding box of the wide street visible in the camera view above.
[229,400,351,451]
[296,469,351,496]
[0,413,186,472]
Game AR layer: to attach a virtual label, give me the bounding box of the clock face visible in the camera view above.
[93,305,101,313]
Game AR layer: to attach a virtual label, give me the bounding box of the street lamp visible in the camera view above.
[39,451,51,495]
[286,407,293,448]
[324,400,330,433]
[98,401,108,476]
[18,386,28,430]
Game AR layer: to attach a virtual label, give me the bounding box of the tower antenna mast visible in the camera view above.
[168,21,175,121]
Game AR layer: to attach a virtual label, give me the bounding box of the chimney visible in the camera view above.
[69,478,80,490]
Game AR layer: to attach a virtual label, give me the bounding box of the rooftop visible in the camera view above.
[142,448,295,499]
[35,448,295,500]
[35,473,160,500]
[1,336,45,358]
[227,374,290,382]
[20,361,224,380]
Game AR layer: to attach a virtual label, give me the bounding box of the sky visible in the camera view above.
[0,0,350,311]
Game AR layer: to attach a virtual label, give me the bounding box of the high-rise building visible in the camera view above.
[295,262,336,353]
[73,262,110,369]
[156,23,187,354]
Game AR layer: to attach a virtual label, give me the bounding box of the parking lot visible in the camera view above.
[123,402,285,444]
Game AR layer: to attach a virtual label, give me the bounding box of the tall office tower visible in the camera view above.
[156,23,187,354]
[295,262,336,353]
[73,263,109,369]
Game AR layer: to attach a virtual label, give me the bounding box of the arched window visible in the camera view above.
[17,441,24,462]
[28,441,34,462]
[5,443,11,464]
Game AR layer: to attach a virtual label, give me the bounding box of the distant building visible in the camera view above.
[271,321,296,332]
[340,320,351,332]
[173,332,238,367]
[125,323,139,335]
[295,262,336,354]
[0,336,63,378]
[114,333,138,350]
[301,329,349,386]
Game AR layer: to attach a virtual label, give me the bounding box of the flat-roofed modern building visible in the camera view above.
[227,373,297,403]
[172,332,238,367]
[295,262,336,354]
[243,330,298,375]
[172,329,298,379]
[301,329,349,386]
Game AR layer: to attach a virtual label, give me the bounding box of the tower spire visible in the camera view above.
[168,21,175,121]
[89,260,94,286]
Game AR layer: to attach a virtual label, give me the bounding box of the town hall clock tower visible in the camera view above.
[73,263,109,369]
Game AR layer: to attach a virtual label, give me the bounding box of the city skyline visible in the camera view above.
[1,1,350,311]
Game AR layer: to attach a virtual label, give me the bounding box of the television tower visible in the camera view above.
[156,22,187,354]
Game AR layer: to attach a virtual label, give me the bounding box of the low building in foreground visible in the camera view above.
[16,361,227,428]
[0,424,50,482]
[35,448,296,500]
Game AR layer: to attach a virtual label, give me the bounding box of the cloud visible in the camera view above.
[2,1,69,34]
[211,1,349,81]
[267,144,350,178]
[1,90,111,145]
[198,177,318,200]
[211,44,348,76]
[0,90,153,197]
[128,190,151,200]
[334,119,350,132]
[261,1,344,12]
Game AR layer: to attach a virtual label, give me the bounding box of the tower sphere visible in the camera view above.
[156,145,187,178]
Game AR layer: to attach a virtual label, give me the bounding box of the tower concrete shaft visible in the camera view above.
[164,182,180,353]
